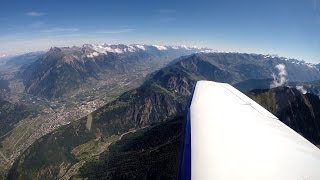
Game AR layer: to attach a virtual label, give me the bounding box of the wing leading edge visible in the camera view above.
[182,80,320,180]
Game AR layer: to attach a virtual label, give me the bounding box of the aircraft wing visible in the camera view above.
[179,80,320,180]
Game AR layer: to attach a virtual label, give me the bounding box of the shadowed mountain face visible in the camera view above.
[0,79,9,92]
[248,87,320,145]
[0,98,34,140]
[79,116,183,180]
[7,54,320,180]
[234,78,274,92]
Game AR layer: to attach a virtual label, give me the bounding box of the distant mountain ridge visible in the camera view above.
[20,44,212,99]
[17,44,320,99]
[81,44,215,57]
[235,78,320,94]
[4,52,44,67]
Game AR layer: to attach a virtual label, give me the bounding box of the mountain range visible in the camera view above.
[11,44,320,100]
[7,51,320,180]
[19,44,213,99]
[1,44,215,177]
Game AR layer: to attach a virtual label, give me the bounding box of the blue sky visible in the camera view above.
[0,0,320,63]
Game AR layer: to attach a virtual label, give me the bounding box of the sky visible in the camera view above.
[0,0,320,63]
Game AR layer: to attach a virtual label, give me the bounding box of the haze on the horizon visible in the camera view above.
[0,0,319,63]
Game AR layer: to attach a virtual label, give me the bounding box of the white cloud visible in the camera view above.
[26,11,45,17]
[41,28,79,33]
[296,85,307,94]
[96,28,135,34]
[270,64,288,88]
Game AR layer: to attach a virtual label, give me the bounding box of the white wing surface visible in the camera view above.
[189,81,320,180]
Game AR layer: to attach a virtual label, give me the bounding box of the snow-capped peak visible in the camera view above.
[134,44,146,50]
[82,43,215,58]
[79,43,223,59]
[152,45,167,51]
[261,54,318,70]
[263,54,279,59]
[199,49,216,53]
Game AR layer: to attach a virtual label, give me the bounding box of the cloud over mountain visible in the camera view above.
[270,64,288,88]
